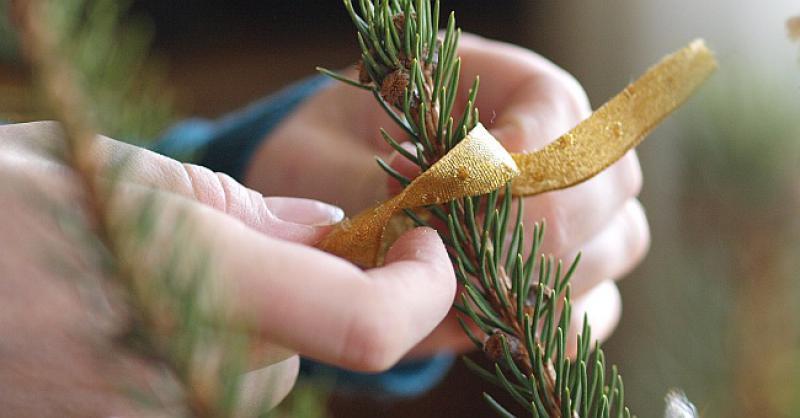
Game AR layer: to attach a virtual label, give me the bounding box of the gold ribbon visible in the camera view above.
[318,39,717,268]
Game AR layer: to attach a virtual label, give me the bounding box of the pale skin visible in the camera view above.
[0,35,648,415]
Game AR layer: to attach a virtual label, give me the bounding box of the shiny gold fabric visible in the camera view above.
[510,40,717,195]
[318,40,717,268]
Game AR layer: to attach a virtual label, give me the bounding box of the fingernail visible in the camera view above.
[263,197,344,226]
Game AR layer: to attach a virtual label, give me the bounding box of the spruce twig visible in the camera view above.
[321,1,632,416]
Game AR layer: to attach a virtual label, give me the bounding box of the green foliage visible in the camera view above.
[14,1,280,416]
[119,196,256,417]
[266,382,330,418]
[0,2,19,60]
[682,69,800,206]
[321,1,635,416]
[43,0,173,142]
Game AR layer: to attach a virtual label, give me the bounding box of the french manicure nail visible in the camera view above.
[263,197,344,226]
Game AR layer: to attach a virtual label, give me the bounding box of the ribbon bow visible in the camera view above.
[318,40,717,268]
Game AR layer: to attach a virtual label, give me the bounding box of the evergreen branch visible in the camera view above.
[325,1,633,416]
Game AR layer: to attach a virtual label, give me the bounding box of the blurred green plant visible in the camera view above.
[266,382,330,418]
[9,0,328,416]
[30,0,173,141]
[0,2,19,60]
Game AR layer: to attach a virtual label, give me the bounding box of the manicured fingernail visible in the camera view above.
[263,197,344,226]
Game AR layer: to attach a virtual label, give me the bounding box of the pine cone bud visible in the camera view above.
[380,69,409,107]
[356,59,372,84]
[525,283,554,307]
[483,329,526,366]
[392,13,408,33]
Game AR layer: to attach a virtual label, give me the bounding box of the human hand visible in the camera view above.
[0,122,455,415]
[247,34,649,356]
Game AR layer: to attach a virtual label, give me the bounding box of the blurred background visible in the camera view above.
[2,1,799,417]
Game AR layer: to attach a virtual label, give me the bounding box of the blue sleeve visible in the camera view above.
[152,76,331,179]
[151,76,455,397]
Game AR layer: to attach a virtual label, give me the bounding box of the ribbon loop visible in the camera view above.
[317,123,520,267]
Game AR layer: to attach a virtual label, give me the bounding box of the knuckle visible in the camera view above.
[619,152,644,198]
[561,83,592,123]
[181,163,244,215]
[180,163,217,204]
[538,69,592,124]
[625,200,650,262]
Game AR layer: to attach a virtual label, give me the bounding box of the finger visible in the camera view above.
[357,228,459,364]
[108,185,455,373]
[567,280,622,358]
[246,116,389,215]
[524,150,643,256]
[235,356,299,417]
[87,133,344,244]
[560,199,650,297]
[405,308,476,358]
[486,79,590,153]
[0,122,344,245]
[244,72,405,214]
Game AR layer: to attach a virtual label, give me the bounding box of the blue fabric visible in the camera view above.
[153,76,331,180]
[151,75,454,397]
[300,353,455,398]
